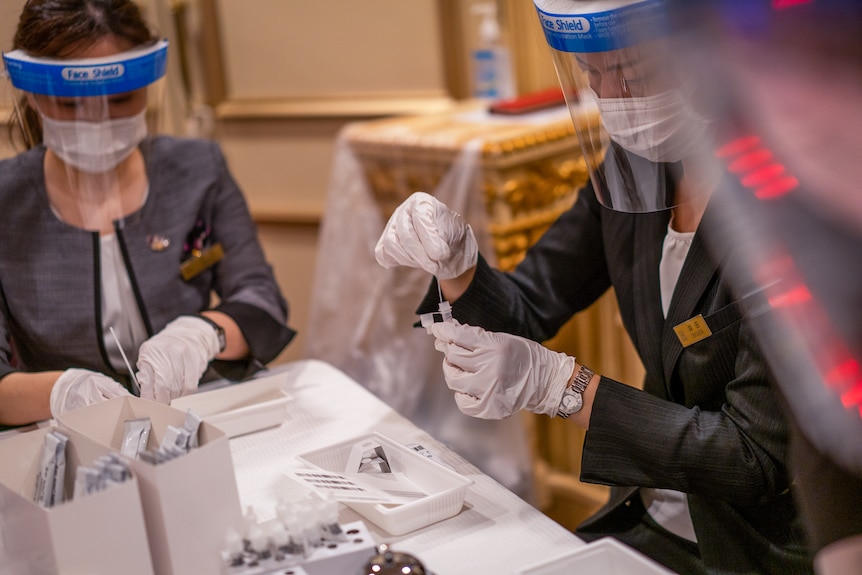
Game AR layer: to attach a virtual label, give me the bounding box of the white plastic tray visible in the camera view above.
[517,537,676,575]
[171,372,291,438]
[295,432,473,536]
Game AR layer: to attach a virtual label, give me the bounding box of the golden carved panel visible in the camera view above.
[346,103,602,271]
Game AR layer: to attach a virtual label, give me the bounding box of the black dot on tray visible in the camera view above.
[347,529,360,535]
[327,543,338,549]
[354,538,364,544]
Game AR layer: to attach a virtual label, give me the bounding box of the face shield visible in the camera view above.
[2,39,168,229]
[666,0,862,476]
[533,0,719,212]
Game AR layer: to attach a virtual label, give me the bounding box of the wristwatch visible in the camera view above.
[198,315,226,353]
[556,364,595,419]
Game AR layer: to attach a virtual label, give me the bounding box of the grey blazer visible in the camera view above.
[418,179,811,573]
[0,136,294,387]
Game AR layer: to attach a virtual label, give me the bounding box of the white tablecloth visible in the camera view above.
[223,359,585,574]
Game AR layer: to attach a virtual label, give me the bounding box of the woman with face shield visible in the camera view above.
[0,0,295,426]
[374,0,811,572]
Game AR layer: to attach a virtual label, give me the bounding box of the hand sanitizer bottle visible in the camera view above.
[471,3,516,101]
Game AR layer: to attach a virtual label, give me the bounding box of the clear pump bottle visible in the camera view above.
[471,3,516,101]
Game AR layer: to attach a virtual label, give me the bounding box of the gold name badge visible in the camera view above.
[180,242,224,281]
[673,314,713,347]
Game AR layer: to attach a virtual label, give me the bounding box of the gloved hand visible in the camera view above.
[374,191,478,280]
[430,321,575,419]
[50,368,131,417]
[136,316,220,404]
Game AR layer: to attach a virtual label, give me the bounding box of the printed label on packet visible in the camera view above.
[283,469,425,505]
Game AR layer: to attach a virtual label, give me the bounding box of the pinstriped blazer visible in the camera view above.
[419,179,812,573]
[0,137,295,387]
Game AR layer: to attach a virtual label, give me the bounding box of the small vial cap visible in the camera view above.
[224,529,243,554]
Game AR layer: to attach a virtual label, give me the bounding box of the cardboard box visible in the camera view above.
[57,396,245,575]
[0,427,153,575]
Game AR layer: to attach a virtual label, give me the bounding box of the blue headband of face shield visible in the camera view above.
[534,0,668,53]
[2,39,168,97]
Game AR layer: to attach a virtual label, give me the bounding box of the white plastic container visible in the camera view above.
[295,432,473,535]
[171,372,291,438]
[517,537,675,575]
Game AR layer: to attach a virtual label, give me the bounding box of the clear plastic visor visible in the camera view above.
[1,40,168,231]
[535,1,719,212]
[2,39,167,149]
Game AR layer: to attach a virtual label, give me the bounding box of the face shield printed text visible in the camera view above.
[61,63,124,82]
[535,0,669,53]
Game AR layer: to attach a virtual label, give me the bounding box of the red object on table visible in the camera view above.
[488,87,567,115]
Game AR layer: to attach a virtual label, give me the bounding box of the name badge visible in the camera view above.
[180,242,224,280]
[673,314,713,348]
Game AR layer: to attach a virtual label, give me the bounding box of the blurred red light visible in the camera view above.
[755,176,799,199]
[842,381,862,409]
[768,285,812,308]
[728,149,774,173]
[772,0,813,9]
[716,136,761,158]
[826,359,860,388]
[741,164,786,187]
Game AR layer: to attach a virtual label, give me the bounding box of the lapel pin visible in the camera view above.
[147,234,170,252]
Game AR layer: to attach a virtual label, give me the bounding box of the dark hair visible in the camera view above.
[9,0,157,149]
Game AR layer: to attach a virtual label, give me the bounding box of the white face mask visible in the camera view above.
[41,110,148,173]
[594,90,709,163]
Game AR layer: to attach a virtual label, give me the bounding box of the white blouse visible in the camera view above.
[641,222,698,543]
[100,233,148,375]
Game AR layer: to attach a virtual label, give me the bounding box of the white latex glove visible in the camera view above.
[50,368,131,417]
[374,191,478,280]
[430,321,575,419]
[136,316,220,404]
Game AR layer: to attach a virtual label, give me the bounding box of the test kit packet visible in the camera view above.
[56,396,245,575]
[0,426,153,575]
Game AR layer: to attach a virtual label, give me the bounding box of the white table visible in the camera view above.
[1,359,671,574]
[219,359,586,574]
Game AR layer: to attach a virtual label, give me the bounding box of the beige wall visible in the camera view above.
[201,1,460,363]
[199,1,559,365]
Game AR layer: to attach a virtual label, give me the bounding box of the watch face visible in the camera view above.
[561,390,583,414]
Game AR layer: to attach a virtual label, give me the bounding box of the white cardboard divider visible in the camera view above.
[0,426,154,575]
[57,396,245,575]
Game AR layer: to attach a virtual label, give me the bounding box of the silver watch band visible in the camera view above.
[556,364,595,419]
[197,314,226,353]
[571,364,594,394]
